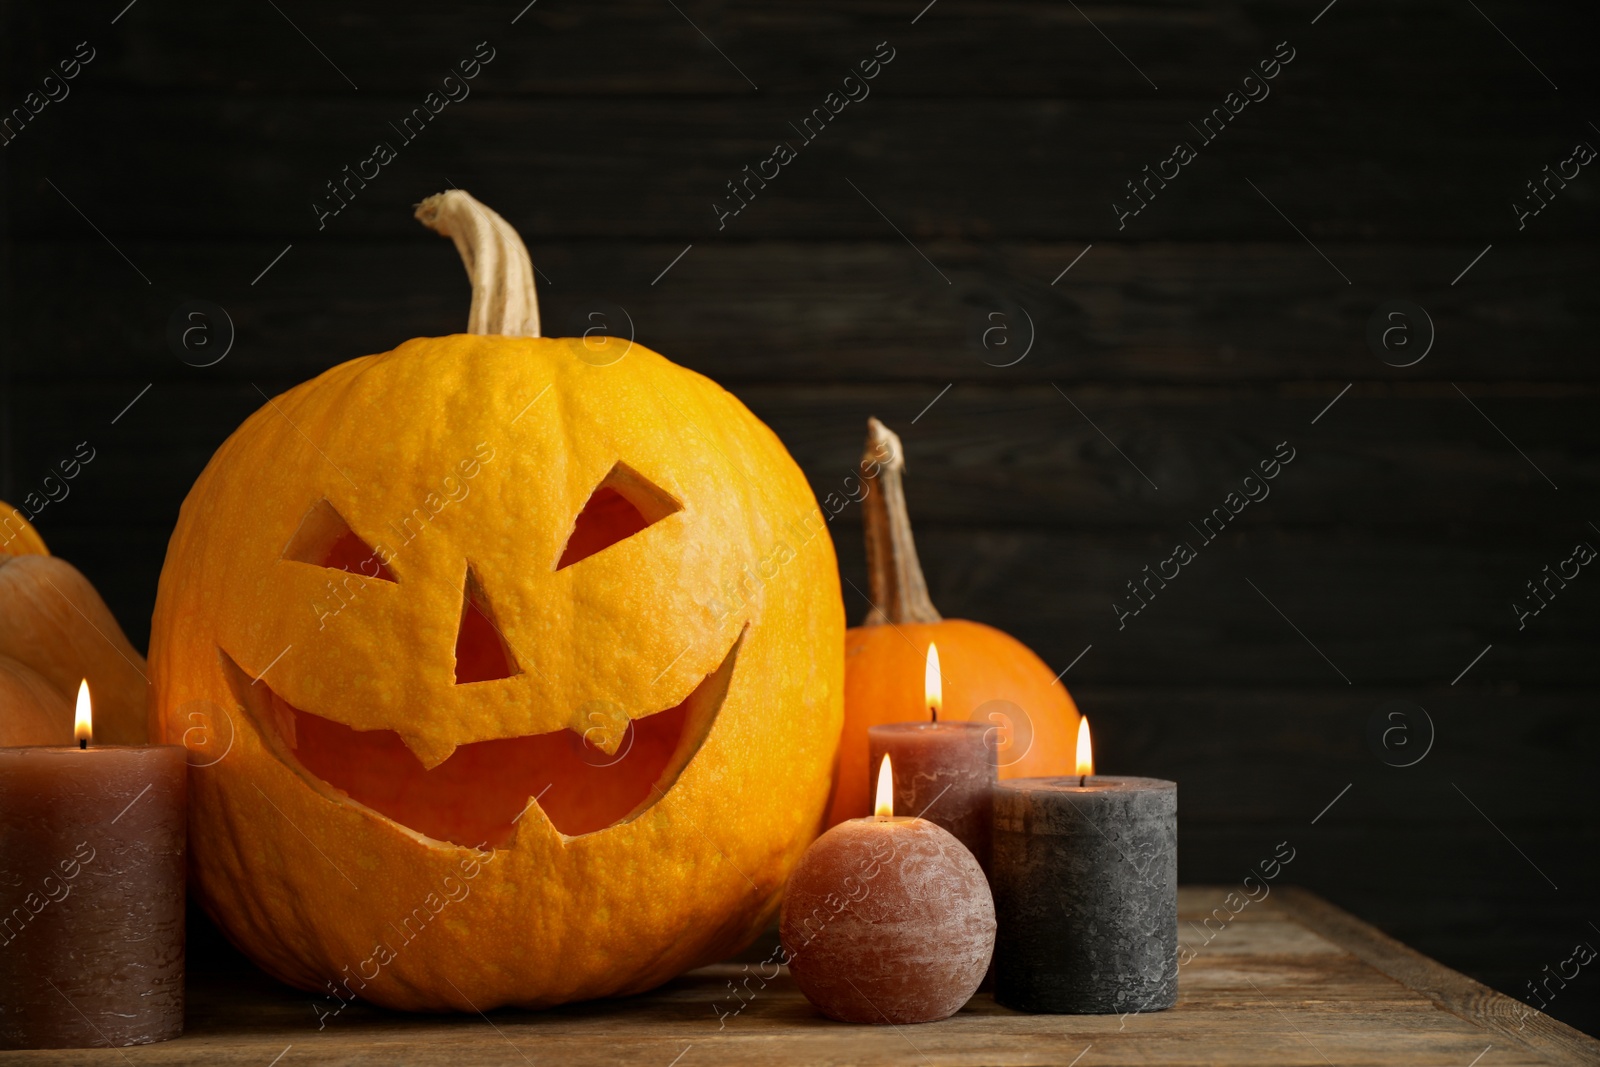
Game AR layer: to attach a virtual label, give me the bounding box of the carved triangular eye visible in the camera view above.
[283,499,396,581]
[556,462,681,570]
[455,567,521,684]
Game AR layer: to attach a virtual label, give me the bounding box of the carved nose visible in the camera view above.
[454,567,520,684]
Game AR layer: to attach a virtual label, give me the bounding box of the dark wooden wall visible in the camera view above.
[4,0,1598,1035]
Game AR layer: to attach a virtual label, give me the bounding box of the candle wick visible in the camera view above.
[79,738,88,750]
[930,705,938,724]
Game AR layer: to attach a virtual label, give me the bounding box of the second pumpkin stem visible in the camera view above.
[859,417,942,627]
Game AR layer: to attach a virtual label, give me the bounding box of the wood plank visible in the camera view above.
[9,889,1591,1065]
[850,524,1600,687]
[1076,688,1600,825]
[8,241,1597,385]
[1179,825,1599,1035]
[10,379,1595,533]
[5,0,1579,100]
[23,489,1600,683]
[1272,887,1600,1066]
[758,384,1596,526]
[8,97,1592,241]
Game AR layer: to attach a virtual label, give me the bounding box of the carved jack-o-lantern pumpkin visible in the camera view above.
[150,192,844,1010]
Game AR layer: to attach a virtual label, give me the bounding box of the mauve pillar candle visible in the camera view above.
[867,721,996,872]
[992,776,1177,1014]
[0,743,186,1048]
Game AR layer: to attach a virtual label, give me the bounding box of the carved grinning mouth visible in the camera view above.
[222,632,742,848]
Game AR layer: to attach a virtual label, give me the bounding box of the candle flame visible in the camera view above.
[1075,715,1093,777]
[875,754,894,818]
[75,679,93,746]
[924,643,942,723]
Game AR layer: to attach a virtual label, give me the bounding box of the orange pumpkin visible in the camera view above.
[0,503,149,746]
[149,191,844,1011]
[827,419,1080,827]
[1,500,51,558]
[0,653,71,746]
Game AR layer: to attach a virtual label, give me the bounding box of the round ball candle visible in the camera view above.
[992,718,1177,1015]
[867,643,997,872]
[781,755,994,1024]
[0,681,186,1050]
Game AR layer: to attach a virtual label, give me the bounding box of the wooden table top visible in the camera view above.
[13,886,1597,1065]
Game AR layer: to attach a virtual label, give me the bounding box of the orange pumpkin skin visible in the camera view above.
[0,553,149,745]
[0,505,66,744]
[1,501,50,557]
[830,619,1080,826]
[0,653,73,746]
[150,334,844,1011]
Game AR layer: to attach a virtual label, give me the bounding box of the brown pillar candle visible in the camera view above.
[0,681,185,1049]
[867,643,997,871]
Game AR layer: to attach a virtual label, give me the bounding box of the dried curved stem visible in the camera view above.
[415,190,541,338]
[859,417,942,627]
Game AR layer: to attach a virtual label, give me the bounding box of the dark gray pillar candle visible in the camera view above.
[992,776,1177,1014]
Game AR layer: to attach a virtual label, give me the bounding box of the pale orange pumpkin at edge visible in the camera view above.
[0,504,151,747]
[826,420,1080,827]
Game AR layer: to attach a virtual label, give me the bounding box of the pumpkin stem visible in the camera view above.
[859,417,942,626]
[415,190,541,338]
